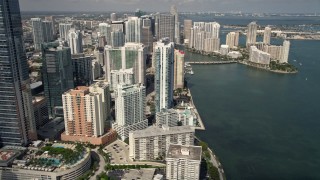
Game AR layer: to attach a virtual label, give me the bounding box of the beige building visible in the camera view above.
[174,49,185,90]
[166,144,202,180]
[129,125,195,161]
[226,32,239,49]
[61,82,114,145]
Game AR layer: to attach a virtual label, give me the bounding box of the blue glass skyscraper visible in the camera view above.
[0,0,37,146]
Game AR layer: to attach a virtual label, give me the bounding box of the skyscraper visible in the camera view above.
[59,23,72,41]
[173,49,185,90]
[61,82,114,145]
[42,21,54,42]
[125,17,142,43]
[170,5,180,44]
[154,39,174,112]
[0,0,37,146]
[263,26,272,45]
[246,22,258,47]
[110,68,134,90]
[72,54,93,86]
[104,43,146,85]
[42,42,74,118]
[158,14,175,42]
[184,19,192,45]
[99,23,111,45]
[68,28,83,55]
[31,18,44,50]
[280,40,290,63]
[226,32,239,48]
[204,22,220,39]
[111,30,125,47]
[113,84,148,140]
[110,13,117,21]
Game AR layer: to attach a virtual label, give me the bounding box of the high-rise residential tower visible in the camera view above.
[99,23,111,45]
[263,26,272,45]
[157,14,175,42]
[246,22,258,47]
[104,43,146,85]
[59,23,72,41]
[170,5,180,44]
[280,40,290,63]
[42,21,54,42]
[31,18,44,50]
[42,42,74,118]
[0,0,37,146]
[112,84,148,140]
[226,32,239,49]
[68,28,83,55]
[173,49,185,90]
[125,17,142,43]
[154,39,174,112]
[184,19,192,45]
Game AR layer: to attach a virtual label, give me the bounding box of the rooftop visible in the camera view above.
[122,168,156,180]
[166,144,202,161]
[130,125,194,138]
[37,117,65,140]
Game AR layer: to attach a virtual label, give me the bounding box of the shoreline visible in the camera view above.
[188,88,206,130]
[238,61,298,74]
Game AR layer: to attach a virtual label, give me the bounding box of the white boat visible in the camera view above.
[190,70,194,75]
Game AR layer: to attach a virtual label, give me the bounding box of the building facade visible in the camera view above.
[246,22,258,47]
[104,43,146,85]
[72,54,93,86]
[166,144,202,180]
[129,125,195,161]
[173,50,185,90]
[42,42,74,118]
[31,18,44,50]
[59,23,72,41]
[113,84,147,140]
[68,28,83,55]
[125,17,142,43]
[154,39,174,112]
[157,14,175,42]
[110,68,134,91]
[249,46,271,65]
[226,32,239,49]
[0,0,37,146]
[263,26,272,45]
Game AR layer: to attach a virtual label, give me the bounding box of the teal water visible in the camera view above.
[187,40,320,179]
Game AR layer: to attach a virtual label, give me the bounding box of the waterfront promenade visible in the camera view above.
[188,60,237,65]
[188,89,205,130]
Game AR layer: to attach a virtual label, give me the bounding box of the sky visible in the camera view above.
[19,0,320,13]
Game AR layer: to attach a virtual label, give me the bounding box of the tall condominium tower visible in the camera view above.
[42,21,54,42]
[111,30,125,47]
[59,23,72,41]
[158,14,175,42]
[113,84,148,140]
[104,43,146,85]
[246,22,258,47]
[0,0,37,146]
[280,40,290,63]
[72,54,93,86]
[99,23,111,45]
[31,18,44,50]
[173,49,185,90]
[184,19,192,45]
[62,82,109,137]
[170,5,180,44]
[205,22,220,38]
[125,17,142,43]
[42,42,74,118]
[68,28,83,54]
[110,68,134,90]
[110,13,117,21]
[166,145,202,180]
[226,32,239,48]
[263,26,272,45]
[154,39,174,112]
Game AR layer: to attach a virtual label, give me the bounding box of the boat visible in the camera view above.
[190,70,194,75]
[293,59,297,62]
[299,63,302,66]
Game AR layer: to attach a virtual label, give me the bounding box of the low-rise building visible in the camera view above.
[129,125,195,161]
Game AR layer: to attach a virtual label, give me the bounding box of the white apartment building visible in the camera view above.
[68,28,83,54]
[125,17,142,43]
[129,125,195,161]
[99,23,111,45]
[104,43,146,85]
[263,26,272,45]
[113,84,147,140]
[174,49,185,90]
[166,144,202,180]
[59,23,72,41]
[154,39,174,113]
[226,32,239,49]
[246,22,257,47]
[249,46,271,65]
[110,68,134,90]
